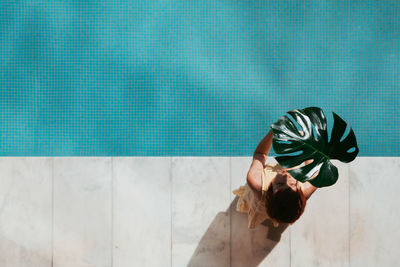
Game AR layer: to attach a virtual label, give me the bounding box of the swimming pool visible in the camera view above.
[0,0,399,156]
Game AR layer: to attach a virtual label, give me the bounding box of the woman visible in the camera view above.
[232,129,318,228]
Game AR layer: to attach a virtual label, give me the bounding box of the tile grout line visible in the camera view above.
[111,157,114,267]
[289,226,292,267]
[229,157,232,267]
[51,157,54,267]
[170,157,173,267]
[348,163,350,267]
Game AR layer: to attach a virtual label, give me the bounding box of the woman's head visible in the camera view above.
[265,170,306,224]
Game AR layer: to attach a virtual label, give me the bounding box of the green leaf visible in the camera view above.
[271,107,359,188]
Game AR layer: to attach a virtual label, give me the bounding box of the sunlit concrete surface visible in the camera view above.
[0,157,398,266]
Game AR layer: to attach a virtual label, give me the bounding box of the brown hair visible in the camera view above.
[265,185,306,224]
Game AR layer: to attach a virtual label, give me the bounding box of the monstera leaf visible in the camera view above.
[271,107,359,188]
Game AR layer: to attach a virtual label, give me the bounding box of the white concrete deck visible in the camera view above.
[0,157,398,266]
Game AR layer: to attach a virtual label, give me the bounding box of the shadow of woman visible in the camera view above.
[187,196,289,267]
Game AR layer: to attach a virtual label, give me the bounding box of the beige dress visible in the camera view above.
[232,163,284,229]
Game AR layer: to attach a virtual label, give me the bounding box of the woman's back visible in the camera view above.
[232,163,283,229]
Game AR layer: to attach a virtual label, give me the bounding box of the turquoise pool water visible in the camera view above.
[0,0,399,156]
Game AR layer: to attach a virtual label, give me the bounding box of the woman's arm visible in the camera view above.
[246,129,317,199]
[247,130,273,194]
[253,129,273,164]
[301,159,318,199]
[284,157,318,199]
